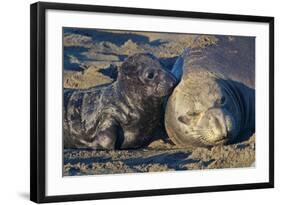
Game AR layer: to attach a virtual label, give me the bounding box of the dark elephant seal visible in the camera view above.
[64,53,176,149]
[165,36,255,148]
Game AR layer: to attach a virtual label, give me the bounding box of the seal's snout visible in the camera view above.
[158,71,178,96]
[197,108,236,145]
[168,76,178,93]
[166,72,177,87]
[168,72,178,87]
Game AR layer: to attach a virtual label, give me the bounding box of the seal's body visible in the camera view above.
[64,53,176,149]
[165,36,255,147]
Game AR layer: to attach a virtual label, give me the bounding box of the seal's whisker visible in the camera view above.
[192,129,212,132]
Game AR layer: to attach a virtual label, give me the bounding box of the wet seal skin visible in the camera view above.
[165,36,255,148]
[64,53,177,149]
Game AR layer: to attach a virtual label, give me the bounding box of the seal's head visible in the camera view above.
[118,53,177,98]
[165,70,242,147]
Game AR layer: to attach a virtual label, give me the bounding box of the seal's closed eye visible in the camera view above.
[188,111,199,117]
[178,115,190,125]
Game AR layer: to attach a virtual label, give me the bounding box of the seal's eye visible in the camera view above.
[146,71,155,80]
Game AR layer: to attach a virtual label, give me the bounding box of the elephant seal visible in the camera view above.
[165,36,255,148]
[64,53,177,149]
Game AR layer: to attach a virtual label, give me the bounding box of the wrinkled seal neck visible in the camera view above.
[215,73,255,134]
[228,80,255,133]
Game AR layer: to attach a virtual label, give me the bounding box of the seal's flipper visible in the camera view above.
[171,48,190,81]
[90,118,119,150]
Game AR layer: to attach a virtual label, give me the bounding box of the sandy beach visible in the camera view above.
[63,28,255,176]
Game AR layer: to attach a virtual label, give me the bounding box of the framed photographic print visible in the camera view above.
[30,1,274,203]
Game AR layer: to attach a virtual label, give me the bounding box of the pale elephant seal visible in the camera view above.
[165,36,255,148]
[64,53,177,149]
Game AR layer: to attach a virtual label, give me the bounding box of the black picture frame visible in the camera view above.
[30,1,274,203]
